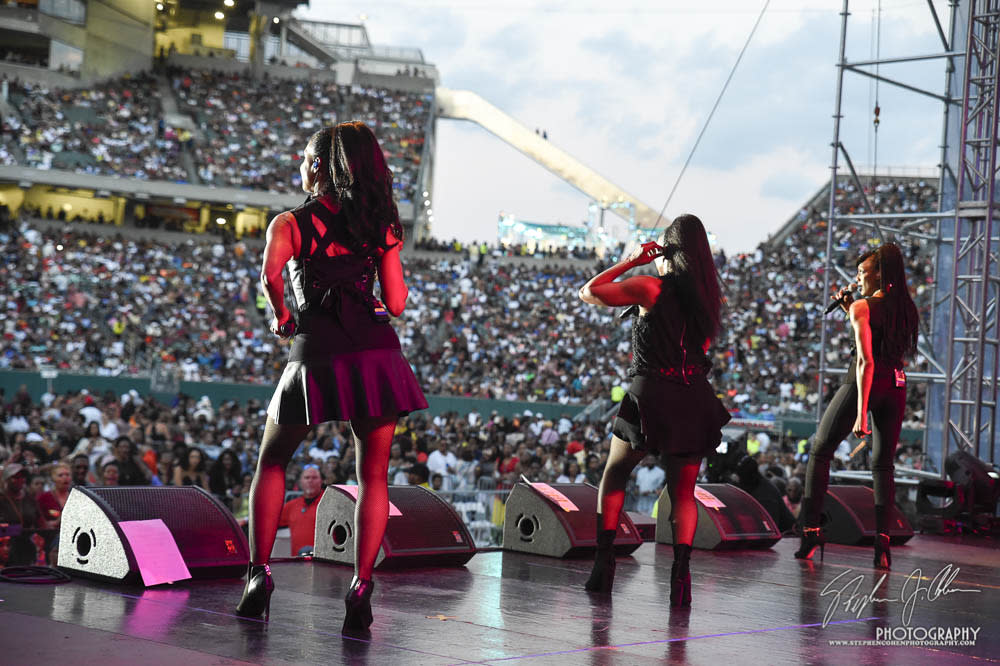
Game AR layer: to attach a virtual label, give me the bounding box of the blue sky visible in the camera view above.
[302,1,953,252]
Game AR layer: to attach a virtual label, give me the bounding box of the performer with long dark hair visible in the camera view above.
[235,122,427,631]
[796,243,919,568]
[579,215,730,606]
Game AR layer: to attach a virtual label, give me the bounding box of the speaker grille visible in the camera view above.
[384,486,470,553]
[826,486,877,532]
[700,484,779,538]
[89,487,248,571]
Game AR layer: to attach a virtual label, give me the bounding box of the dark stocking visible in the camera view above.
[248,419,311,563]
[597,436,646,531]
[351,416,397,581]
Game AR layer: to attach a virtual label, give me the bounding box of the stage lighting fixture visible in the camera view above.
[215,217,226,225]
[156,2,164,10]
[214,11,224,19]
[273,16,280,23]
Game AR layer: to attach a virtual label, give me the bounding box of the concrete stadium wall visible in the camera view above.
[82,0,153,80]
[0,62,81,89]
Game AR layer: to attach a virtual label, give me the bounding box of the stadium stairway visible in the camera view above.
[155,73,202,185]
[0,99,27,165]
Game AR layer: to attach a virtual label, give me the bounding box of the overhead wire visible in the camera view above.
[653,0,771,228]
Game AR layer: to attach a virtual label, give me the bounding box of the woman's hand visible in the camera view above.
[852,412,870,439]
[625,241,664,267]
[269,312,294,338]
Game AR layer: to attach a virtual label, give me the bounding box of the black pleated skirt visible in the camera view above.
[267,313,428,424]
[612,374,732,458]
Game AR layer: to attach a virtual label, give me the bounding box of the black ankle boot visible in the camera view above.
[670,543,692,607]
[235,563,274,621]
[584,526,617,594]
[874,504,892,569]
[873,532,892,569]
[343,575,375,633]
[794,497,826,561]
[794,527,826,561]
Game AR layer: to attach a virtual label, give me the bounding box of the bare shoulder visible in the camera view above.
[849,298,869,321]
[266,211,296,238]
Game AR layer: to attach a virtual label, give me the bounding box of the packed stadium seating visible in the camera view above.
[2,69,431,203]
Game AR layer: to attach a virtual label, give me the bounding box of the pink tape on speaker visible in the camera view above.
[529,482,580,512]
[118,519,191,586]
[693,486,727,509]
[334,484,403,516]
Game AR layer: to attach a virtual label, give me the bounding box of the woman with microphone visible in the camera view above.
[578,215,730,606]
[796,243,919,569]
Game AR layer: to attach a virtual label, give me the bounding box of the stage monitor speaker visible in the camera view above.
[502,482,642,558]
[312,485,476,569]
[655,483,782,550]
[822,485,914,545]
[626,511,657,542]
[58,486,249,584]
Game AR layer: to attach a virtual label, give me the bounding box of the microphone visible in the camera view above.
[824,282,857,314]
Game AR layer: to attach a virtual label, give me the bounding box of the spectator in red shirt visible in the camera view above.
[37,463,72,528]
[278,465,324,556]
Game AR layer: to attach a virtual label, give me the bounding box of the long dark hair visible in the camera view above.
[306,121,403,253]
[658,214,723,342]
[857,243,919,359]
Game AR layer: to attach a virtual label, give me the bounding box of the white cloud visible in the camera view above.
[301,0,955,252]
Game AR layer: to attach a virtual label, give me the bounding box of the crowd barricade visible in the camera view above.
[430,488,512,548]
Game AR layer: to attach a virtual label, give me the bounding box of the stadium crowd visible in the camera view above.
[0,377,929,564]
[0,176,938,422]
[0,69,430,203]
[170,69,429,199]
[4,73,188,181]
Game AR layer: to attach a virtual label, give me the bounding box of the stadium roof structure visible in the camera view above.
[436,88,663,231]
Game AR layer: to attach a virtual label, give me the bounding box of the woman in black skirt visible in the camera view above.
[579,215,729,606]
[796,243,918,569]
[235,122,428,631]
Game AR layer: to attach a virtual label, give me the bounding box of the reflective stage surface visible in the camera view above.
[1,534,997,665]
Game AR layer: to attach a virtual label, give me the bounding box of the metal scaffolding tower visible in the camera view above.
[940,0,1000,463]
[819,1,999,475]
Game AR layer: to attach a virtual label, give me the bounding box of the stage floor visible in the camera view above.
[2,534,997,665]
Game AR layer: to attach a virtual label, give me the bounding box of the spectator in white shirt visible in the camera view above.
[426,439,457,490]
[635,457,666,515]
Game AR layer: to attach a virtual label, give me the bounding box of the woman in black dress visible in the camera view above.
[796,243,918,569]
[235,122,427,631]
[579,215,729,606]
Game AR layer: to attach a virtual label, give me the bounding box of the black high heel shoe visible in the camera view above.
[794,527,825,562]
[670,543,692,608]
[874,532,892,569]
[343,576,375,633]
[584,528,617,594]
[235,563,274,621]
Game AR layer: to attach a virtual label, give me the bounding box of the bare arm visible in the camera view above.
[579,244,662,308]
[377,228,408,316]
[850,299,874,437]
[260,212,297,335]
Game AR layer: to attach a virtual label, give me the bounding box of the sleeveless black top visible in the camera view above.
[286,198,399,361]
[628,280,711,382]
[843,296,904,384]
